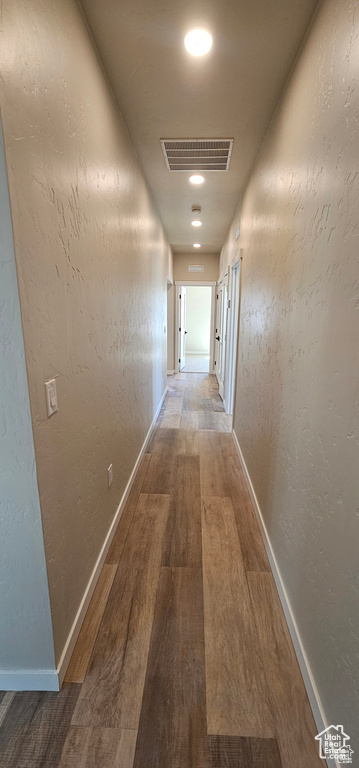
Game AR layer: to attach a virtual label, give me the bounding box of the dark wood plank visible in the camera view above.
[72,493,170,730]
[225,457,270,572]
[247,573,321,767]
[65,564,117,683]
[182,394,201,412]
[177,428,199,455]
[199,431,229,497]
[198,412,232,432]
[59,726,137,768]
[198,411,218,430]
[202,496,274,737]
[179,410,199,430]
[196,397,214,412]
[106,453,151,564]
[164,396,183,414]
[162,455,202,567]
[0,692,16,729]
[167,385,184,398]
[160,412,181,428]
[0,692,41,768]
[219,432,237,460]
[133,567,207,768]
[142,429,178,493]
[207,735,282,768]
[0,684,80,768]
[211,398,225,412]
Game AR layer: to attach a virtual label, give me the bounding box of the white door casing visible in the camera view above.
[215,275,228,399]
[174,282,216,374]
[224,260,241,414]
[179,287,186,371]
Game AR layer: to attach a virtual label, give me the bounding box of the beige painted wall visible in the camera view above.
[222,0,359,740]
[174,252,219,282]
[0,0,171,665]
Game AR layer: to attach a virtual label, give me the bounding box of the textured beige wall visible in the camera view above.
[0,0,171,664]
[174,253,219,282]
[223,0,359,739]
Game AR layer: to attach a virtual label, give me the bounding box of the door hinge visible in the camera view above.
[214,360,216,366]
[227,299,231,308]
[179,327,181,332]
[217,294,218,299]
[179,293,181,299]
[179,358,181,363]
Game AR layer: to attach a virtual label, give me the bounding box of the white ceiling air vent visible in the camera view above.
[161,139,234,172]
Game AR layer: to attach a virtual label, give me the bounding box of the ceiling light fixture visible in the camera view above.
[189,174,204,185]
[193,243,201,248]
[192,220,202,227]
[184,28,212,57]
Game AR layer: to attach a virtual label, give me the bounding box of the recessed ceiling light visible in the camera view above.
[189,174,204,185]
[184,29,212,57]
[192,220,202,227]
[193,243,201,248]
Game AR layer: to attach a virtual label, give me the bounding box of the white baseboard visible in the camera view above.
[167,369,175,376]
[232,430,329,746]
[0,669,59,692]
[0,387,167,693]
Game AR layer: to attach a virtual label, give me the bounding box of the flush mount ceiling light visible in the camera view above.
[193,243,201,248]
[191,204,202,226]
[184,28,212,56]
[189,174,204,185]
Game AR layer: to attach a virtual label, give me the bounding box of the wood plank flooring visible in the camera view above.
[0,374,321,768]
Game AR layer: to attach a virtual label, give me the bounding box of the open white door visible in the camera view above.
[215,277,228,398]
[179,287,186,371]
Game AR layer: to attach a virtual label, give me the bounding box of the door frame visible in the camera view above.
[214,273,228,399]
[223,259,241,415]
[174,281,216,374]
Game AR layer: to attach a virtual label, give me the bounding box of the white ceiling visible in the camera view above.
[80,0,319,254]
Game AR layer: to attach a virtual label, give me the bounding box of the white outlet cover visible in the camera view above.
[45,378,58,417]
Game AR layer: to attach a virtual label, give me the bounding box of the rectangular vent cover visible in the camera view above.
[161,139,233,172]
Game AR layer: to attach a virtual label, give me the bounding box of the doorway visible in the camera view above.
[215,275,228,398]
[214,259,241,412]
[175,283,216,374]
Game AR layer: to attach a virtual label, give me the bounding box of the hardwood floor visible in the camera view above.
[0,374,321,767]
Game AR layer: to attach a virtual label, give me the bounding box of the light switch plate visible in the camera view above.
[45,378,58,417]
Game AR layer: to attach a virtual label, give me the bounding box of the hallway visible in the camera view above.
[0,375,320,767]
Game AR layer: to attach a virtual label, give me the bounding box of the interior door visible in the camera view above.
[179,287,186,371]
[215,279,228,398]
